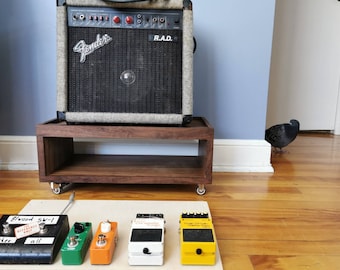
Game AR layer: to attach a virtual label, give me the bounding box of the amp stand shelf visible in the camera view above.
[36,117,214,195]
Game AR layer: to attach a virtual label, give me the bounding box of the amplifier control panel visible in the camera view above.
[67,6,183,30]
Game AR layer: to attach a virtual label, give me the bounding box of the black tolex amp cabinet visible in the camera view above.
[56,0,193,125]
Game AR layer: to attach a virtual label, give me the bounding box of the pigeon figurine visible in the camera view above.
[265,119,300,152]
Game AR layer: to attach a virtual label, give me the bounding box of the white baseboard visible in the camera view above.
[0,136,273,172]
[0,136,38,170]
[213,139,274,172]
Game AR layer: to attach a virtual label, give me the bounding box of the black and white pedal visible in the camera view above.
[0,215,69,264]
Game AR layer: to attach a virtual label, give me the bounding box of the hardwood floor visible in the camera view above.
[1,133,340,269]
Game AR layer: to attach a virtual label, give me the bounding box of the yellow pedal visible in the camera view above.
[179,212,216,265]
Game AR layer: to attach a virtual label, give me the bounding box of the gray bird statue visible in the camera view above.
[265,119,300,152]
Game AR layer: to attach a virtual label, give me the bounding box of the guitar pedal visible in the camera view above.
[0,215,69,264]
[128,213,165,266]
[89,220,118,265]
[179,212,216,265]
[61,222,92,265]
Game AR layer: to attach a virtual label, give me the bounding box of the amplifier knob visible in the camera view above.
[113,16,121,24]
[126,16,134,24]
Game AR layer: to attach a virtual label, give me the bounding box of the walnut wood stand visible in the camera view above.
[36,117,214,195]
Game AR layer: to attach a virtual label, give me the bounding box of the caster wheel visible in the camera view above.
[50,183,62,195]
[50,182,71,195]
[52,188,61,195]
[196,184,206,195]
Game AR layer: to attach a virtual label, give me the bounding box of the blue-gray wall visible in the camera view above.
[0,0,275,139]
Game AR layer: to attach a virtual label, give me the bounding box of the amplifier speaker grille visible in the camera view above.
[68,27,183,114]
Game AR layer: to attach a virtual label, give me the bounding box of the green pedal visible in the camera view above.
[61,222,93,265]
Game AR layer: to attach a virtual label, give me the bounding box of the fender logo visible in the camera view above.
[73,34,113,63]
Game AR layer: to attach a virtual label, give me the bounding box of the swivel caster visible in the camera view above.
[196,184,206,195]
[50,182,72,195]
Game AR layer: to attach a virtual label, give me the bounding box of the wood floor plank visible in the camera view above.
[250,255,340,270]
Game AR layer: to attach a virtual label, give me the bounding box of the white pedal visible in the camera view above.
[128,214,165,266]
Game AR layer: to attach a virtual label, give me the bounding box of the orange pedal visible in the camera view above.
[90,221,118,265]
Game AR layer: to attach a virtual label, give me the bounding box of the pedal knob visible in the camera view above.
[143,247,151,254]
[74,222,85,234]
[101,221,111,233]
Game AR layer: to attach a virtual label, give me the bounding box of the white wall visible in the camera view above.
[267,0,340,132]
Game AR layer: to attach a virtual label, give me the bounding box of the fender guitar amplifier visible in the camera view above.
[56,0,193,125]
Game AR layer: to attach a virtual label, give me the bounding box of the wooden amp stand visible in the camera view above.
[36,117,214,195]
